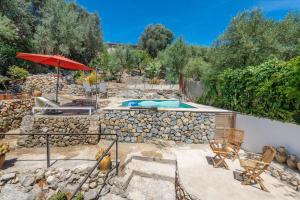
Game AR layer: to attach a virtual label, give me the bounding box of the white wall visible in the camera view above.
[236,114,300,157]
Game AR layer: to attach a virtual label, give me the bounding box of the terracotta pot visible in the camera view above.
[98,155,112,171]
[287,155,297,169]
[0,94,4,100]
[33,90,42,97]
[0,154,5,168]
[4,94,13,100]
[275,146,288,163]
[21,93,30,99]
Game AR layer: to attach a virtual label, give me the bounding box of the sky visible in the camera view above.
[76,0,300,46]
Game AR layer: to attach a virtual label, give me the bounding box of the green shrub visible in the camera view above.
[7,65,29,81]
[145,60,162,79]
[198,58,300,123]
[48,192,68,200]
[48,192,84,200]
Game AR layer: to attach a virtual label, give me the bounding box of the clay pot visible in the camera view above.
[0,94,4,100]
[286,155,297,169]
[4,94,13,100]
[98,155,112,171]
[0,154,5,168]
[33,90,42,97]
[275,146,288,163]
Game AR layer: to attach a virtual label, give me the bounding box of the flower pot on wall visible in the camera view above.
[4,94,13,100]
[275,146,288,163]
[287,155,297,169]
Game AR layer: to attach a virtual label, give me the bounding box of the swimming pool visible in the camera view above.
[121,100,195,109]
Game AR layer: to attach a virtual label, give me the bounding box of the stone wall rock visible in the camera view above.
[17,115,100,147]
[0,98,34,134]
[21,74,66,94]
[99,109,216,144]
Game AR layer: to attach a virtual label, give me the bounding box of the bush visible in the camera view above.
[184,57,212,81]
[145,60,162,79]
[198,58,300,123]
[48,192,68,200]
[7,65,29,81]
[48,192,84,200]
[73,71,85,85]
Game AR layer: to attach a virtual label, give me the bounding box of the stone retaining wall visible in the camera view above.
[0,98,34,134]
[17,109,216,147]
[17,115,100,147]
[100,109,215,143]
[22,74,66,94]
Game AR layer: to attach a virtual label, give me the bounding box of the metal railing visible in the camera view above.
[1,132,119,200]
[70,136,119,199]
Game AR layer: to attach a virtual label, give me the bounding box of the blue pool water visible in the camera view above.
[121,100,195,108]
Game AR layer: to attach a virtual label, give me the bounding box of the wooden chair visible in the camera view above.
[224,128,245,160]
[239,145,276,192]
[209,141,230,170]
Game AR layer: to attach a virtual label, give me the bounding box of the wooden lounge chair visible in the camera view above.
[224,128,244,160]
[239,145,276,192]
[209,141,230,170]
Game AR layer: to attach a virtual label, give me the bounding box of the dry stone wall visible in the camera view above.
[17,109,216,147]
[0,98,34,134]
[100,109,216,144]
[17,115,100,147]
[22,74,66,94]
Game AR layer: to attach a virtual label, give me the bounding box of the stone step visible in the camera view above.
[117,156,176,200]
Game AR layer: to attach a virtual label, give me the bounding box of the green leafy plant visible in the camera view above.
[7,65,29,81]
[48,192,83,200]
[145,59,162,79]
[198,58,300,124]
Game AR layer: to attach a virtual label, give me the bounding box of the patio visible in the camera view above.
[1,139,299,200]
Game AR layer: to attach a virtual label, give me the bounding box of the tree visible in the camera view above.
[33,0,84,55]
[275,12,300,60]
[89,45,110,71]
[211,9,277,69]
[130,49,150,73]
[160,38,190,84]
[70,4,103,64]
[184,57,212,81]
[139,24,174,57]
[145,59,162,79]
[0,14,17,41]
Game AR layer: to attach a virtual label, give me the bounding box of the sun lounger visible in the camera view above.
[33,97,93,115]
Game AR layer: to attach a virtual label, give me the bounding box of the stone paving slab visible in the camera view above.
[173,145,300,200]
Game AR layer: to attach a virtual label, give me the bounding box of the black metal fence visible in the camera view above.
[1,132,119,199]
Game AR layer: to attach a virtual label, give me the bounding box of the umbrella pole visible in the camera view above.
[95,68,98,110]
[56,67,59,103]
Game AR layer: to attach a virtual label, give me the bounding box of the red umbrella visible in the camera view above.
[16,53,94,102]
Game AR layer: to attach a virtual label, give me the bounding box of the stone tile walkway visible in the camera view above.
[173,145,300,200]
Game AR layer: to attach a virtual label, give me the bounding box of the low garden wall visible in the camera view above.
[17,115,100,147]
[17,109,216,147]
[99,109,216,144]
[237,114,300,157]
[0,98,34,134]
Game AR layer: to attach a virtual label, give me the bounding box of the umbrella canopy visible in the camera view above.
[16,53,93,71]
[16,52,94,102]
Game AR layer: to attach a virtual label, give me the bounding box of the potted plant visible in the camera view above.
[0,143,10,168]
[95,148,111,171]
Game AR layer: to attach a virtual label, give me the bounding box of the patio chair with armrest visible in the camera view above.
[224,128,244,160]
[239,145,276,192]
